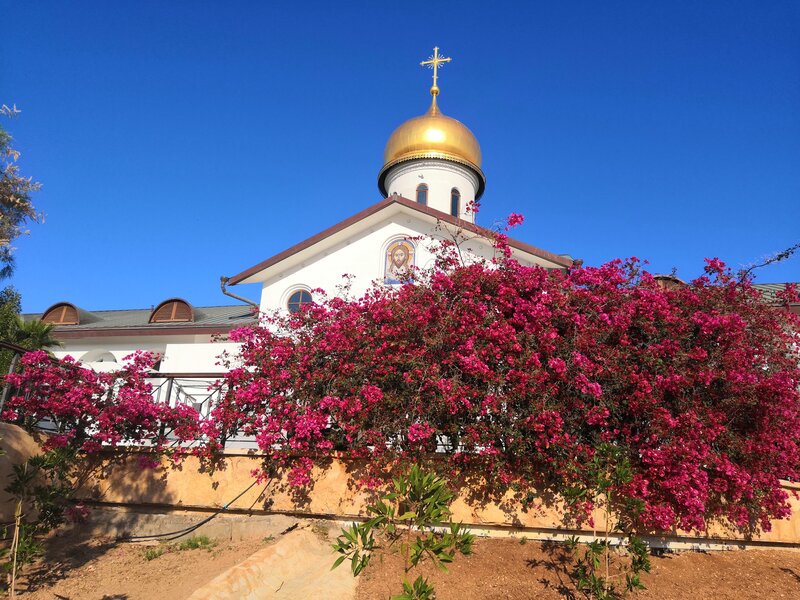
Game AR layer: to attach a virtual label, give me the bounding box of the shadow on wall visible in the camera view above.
[0,424,181,596]
[0,422,44,522]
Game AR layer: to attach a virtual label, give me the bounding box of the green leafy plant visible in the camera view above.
[331,522,376,576]
[332,464,474,599]
[571,534,650,599]
[3,447,79,595]
[562,443,652,598]
[394,575,436,600]
[142,547,164,561]
[177,535,215,551]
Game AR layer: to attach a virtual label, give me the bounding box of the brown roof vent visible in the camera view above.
[41,302,81,325]
[149,298,194,324]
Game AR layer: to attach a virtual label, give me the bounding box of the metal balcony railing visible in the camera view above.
[0,342,258,450]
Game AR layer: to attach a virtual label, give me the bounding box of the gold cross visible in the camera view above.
[420,47,451,97]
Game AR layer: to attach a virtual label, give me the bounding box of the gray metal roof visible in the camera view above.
[753,283,799,304]
[23,304,257,331]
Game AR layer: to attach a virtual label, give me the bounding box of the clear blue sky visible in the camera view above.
[3,1,799,312]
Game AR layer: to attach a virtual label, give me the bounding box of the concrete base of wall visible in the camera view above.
[67,505,302,543]
[74,503,800,553]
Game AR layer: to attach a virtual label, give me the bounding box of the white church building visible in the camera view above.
[31,48,577,375]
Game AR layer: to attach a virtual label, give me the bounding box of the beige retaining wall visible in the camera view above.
[1,423,797,546]
[0,423,44,522]
[74,450,800,547]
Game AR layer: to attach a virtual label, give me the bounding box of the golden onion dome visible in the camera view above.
[378,97,486,199]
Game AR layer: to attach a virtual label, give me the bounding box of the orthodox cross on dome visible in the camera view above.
[420,46,451,99]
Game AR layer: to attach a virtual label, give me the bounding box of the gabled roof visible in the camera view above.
[228,195,575,285]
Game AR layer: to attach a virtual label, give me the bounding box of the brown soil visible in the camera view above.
[13,531,267,600]
[356,538,800,600]
[8,531,800,599]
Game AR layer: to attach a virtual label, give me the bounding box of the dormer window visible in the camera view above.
[450,188,460,217]
[416,184,428,205]
[149,299,194,323]
[42,302,80,325]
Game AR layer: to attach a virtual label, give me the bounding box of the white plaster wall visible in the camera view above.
[161,342,241,373]
[384,160,478,221]
[259,213,498,313]
[53,335,240,374]
[54,343,168,366]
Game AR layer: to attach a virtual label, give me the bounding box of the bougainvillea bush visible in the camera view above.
[3,350,199,456]
[206,231,800,536]
[5,225,800,539]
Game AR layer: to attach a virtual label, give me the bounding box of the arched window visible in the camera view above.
[150,298,194,323]
[416,184,428,205]
[287,290,313,314]
[450,188,461,217]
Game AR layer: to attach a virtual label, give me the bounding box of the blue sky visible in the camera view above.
[3,1,799,312]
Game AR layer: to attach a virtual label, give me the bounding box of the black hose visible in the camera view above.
[117,479,261,542]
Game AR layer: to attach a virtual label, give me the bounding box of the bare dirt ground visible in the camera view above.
[356,537,800,600]
[8,532,800,599]
[13,532,267,600]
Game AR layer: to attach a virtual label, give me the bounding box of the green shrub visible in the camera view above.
[332,464,473,599]
[177,535,215,551]
[142,547,164,561]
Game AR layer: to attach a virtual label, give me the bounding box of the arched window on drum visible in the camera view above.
[416,184,428,205]
[450,188,460,217]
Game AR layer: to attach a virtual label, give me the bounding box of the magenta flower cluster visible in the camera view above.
[204,245,800,535]
[4,350,199,457]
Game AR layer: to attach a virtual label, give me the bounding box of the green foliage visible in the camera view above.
[570,534,651,599]
[2,446,79,593]
[12,317,61,352]
[391,576,436,600]
[332,465,474,599]
[574,539,613,599]
[0,523,43,572]
[177,535,215,551]
[139,536,217,562]
[0,285,22,374]
[332,522,376,576]
[0,286,60,379]
[0,286,21,334]
[625,536,651,592]
[5,449,75,534]
[0,104,42,280]
[561,442,652,597]
[142,547,164,561]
